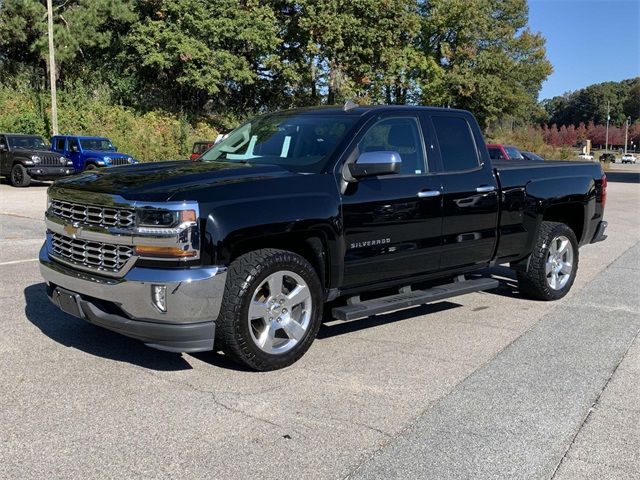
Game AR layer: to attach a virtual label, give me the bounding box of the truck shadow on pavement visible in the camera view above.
[24,282,195,371]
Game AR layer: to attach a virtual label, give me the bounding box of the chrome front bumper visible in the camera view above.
[39,242,227,352]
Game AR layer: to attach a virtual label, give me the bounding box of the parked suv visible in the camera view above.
[621,153,637,164]
[51,135,138,172]
[599,153,616,163]
[190,141,216,160]
[0,133,73,187]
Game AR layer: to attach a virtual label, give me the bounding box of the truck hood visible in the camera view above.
[52,160,299,201]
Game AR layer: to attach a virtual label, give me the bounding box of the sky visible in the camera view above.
[528,0,640,100]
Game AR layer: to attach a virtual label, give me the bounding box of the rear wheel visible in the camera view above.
[10,164,30,187]
[216,248,323,371]
[517,221,579,301]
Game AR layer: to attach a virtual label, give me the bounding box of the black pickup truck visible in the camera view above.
[39,106,608,370]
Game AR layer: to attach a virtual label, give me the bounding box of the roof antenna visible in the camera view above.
[343,99,358,112]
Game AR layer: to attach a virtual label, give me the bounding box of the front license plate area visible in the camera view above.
[54,288,83,318]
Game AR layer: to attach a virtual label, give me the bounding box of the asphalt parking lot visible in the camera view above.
[1,166,639,479]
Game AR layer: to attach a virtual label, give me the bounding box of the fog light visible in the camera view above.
[152,285,167,313]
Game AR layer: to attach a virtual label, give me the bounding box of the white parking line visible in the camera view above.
[0,258,39,266]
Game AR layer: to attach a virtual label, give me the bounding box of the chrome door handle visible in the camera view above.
[417,190,441,198]
[476,185,496,193]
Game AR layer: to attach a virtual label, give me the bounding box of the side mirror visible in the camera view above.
[348,151,402,179]
[0,144,7,151]
[112,146,117,152]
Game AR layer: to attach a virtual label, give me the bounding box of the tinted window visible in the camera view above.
[432,116,479,172]
[68,138,79,151]
[358,117,426,175]
[7,135,48,150]
[55,138,66,150]
[488,147,505,160]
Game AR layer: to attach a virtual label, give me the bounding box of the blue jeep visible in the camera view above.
[50,135,138,172]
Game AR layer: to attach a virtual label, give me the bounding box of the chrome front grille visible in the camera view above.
[50,199,135,229]
[111,157,130,166]
[51,233,134,273]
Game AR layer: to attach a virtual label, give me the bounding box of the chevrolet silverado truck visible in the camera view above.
[0,133,74,187]
[39,106,608,370]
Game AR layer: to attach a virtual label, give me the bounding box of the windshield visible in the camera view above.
[8,135,48,150]
[504,146,525,160]
[199,113,357,173]
[80,138,114,151]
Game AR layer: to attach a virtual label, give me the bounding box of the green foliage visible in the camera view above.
[420,0,552,127]
[542,78,639,126]
[0,0,555,153]
[0,86,217,161]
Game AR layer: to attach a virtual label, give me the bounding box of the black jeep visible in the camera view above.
[0,133,74,187]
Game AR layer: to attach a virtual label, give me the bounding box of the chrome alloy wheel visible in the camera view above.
[247,270,313,354]
[545,235,574,290]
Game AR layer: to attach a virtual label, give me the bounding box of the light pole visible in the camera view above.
[46,0,58,135]
[605,101,610,153]
[624,116,630,155]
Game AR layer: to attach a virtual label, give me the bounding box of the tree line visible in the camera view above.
[542,78,639,127]
[0,0,552,130]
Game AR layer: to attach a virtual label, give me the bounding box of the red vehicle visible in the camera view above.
[486,144,525,161]
[190,141,215,160]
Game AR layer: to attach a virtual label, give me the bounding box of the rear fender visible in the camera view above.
[522,175,596,253]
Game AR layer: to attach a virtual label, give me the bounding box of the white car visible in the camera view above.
[578,153,594,161]
[621,153,637,164]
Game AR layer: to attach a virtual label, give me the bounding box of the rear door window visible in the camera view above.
[432,116,480,172]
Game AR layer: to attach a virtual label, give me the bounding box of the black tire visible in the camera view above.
[10,163,30,187]
[216,248,323,371]
[84,163,97,171]
[517,221,579,301]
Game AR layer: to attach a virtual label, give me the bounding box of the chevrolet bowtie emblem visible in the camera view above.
[63,224,81,238]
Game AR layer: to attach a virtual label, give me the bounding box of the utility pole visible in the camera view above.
[624,116,630,155]
[46,0,58,135]
[605,101,610,153]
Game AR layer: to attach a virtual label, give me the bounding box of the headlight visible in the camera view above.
[137,209,181,228]
[135,208,196,232]
[134,207,198,258]
[59,156,67,165]
[127,157,134,163]
[102,156,112,164]
[31,155,41,164]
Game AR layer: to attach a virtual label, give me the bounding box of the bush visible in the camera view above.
[0,86,219,161]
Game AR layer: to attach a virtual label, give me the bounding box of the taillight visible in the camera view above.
[601,174,607,208]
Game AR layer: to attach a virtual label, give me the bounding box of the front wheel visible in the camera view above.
[517,221,579,301]
[10,164,30,187]
[216,249,323,371]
